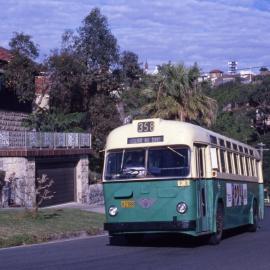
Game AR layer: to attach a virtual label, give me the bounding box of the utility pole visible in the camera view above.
[257,142,270,161]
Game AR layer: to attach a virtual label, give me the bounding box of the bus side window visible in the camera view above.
[250,158,254,177]
[210,147,220,172]
[227,151,233,174]
[195,145,206,178]
[253,159,257,177]
[255,160,259,177]
[239,155,244,175]
[245,157,250,176]
[220,149,226,173]
[233,153,239,175]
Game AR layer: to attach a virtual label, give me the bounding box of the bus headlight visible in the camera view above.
[176,202,188,214]
[108,206,118,216]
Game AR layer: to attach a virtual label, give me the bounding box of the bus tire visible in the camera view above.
[248,200,258,232]
[208,202,224,245]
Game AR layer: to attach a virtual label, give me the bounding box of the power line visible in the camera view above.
[236,65,270,71]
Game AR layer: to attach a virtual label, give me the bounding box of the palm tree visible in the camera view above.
[141,63,217,127]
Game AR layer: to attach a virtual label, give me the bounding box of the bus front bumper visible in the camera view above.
[104,220,196,233]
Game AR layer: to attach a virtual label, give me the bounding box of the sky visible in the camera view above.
[1,0,270,72]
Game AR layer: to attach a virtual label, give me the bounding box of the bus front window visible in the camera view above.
[148,147,189,177]
[105,149,146,180]
[105,147,190,180]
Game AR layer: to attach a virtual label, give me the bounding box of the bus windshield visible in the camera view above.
[105,147,190,180]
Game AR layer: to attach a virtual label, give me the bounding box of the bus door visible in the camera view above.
[194,144,208,232]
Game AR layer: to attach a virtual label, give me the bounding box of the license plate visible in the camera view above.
[121,200,135,208]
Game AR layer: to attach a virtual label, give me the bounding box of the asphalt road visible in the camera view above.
[1,208,270,270]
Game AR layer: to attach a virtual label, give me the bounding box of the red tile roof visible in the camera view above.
[0,47,12,62]
[209,69,223,74]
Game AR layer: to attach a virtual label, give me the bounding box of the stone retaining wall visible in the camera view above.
[0,155,90,208]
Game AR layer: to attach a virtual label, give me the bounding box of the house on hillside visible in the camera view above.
[0,47,12,73]
[209,69,223,86]
[34,73,51,111]
[0,47,12,92]
[240,70,256,84]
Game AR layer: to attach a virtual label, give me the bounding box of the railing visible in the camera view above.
[0,131,91,149]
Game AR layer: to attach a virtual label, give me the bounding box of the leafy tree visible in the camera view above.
[121,74,155,119]
[141,63,217,127]
[88,93,121,150]
[250,76,270,107]
[47,7,121,111]
[9,32,39,59]
[5,32,40,103]
[119,50,143,88]
[213,111,258,143]
[75,7,119,70]
[87,93,121,172]
[206,81,257,111]
[260,67,269,72]
[46,50,86,113]
[43,8,122,153]
[257,132,270,182]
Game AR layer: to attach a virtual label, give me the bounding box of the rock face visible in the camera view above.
[89,183,104,206]
[0,157,35,207]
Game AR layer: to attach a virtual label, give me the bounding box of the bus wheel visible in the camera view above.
[248,201,258,232]
[208,202,224,245]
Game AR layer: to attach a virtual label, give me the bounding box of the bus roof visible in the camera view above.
[106,118,260,159]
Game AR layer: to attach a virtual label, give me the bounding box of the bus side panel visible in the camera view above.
[211,180,260,230]
[259,183,264,220]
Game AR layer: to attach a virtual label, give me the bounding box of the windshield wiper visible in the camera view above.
[167,146,186,159]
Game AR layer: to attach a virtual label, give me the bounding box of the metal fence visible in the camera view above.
[0,131,91,149]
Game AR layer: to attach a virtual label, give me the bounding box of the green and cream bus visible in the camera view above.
[103,119,264,244]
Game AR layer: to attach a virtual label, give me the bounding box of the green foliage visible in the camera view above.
[24,111,86,132]
[46,50,86,113]
[76,7,119,69]
[140,63,217,127]
[5,32,40,103]
[212,111,258,143]
[206,82,256,111]
[9,32,39,59]
[260,67,269,72]
[118,50,143,88]
[258,133,270,181]
[88,93,121,151]
[250,76,270,107]
[121,74,155,119]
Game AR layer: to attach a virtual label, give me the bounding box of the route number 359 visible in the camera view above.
[137,121,154,133]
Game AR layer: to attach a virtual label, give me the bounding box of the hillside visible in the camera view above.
[203,77,270,184]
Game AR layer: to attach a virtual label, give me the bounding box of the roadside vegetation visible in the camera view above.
[0,208,105,248]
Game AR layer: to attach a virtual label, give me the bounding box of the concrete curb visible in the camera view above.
[0,233,108,251]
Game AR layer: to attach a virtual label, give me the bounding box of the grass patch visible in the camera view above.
[0,208,105,248]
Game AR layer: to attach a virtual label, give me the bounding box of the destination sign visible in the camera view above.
[127,136,164,144]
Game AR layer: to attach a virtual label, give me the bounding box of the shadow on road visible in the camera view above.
[108,226,254,248]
